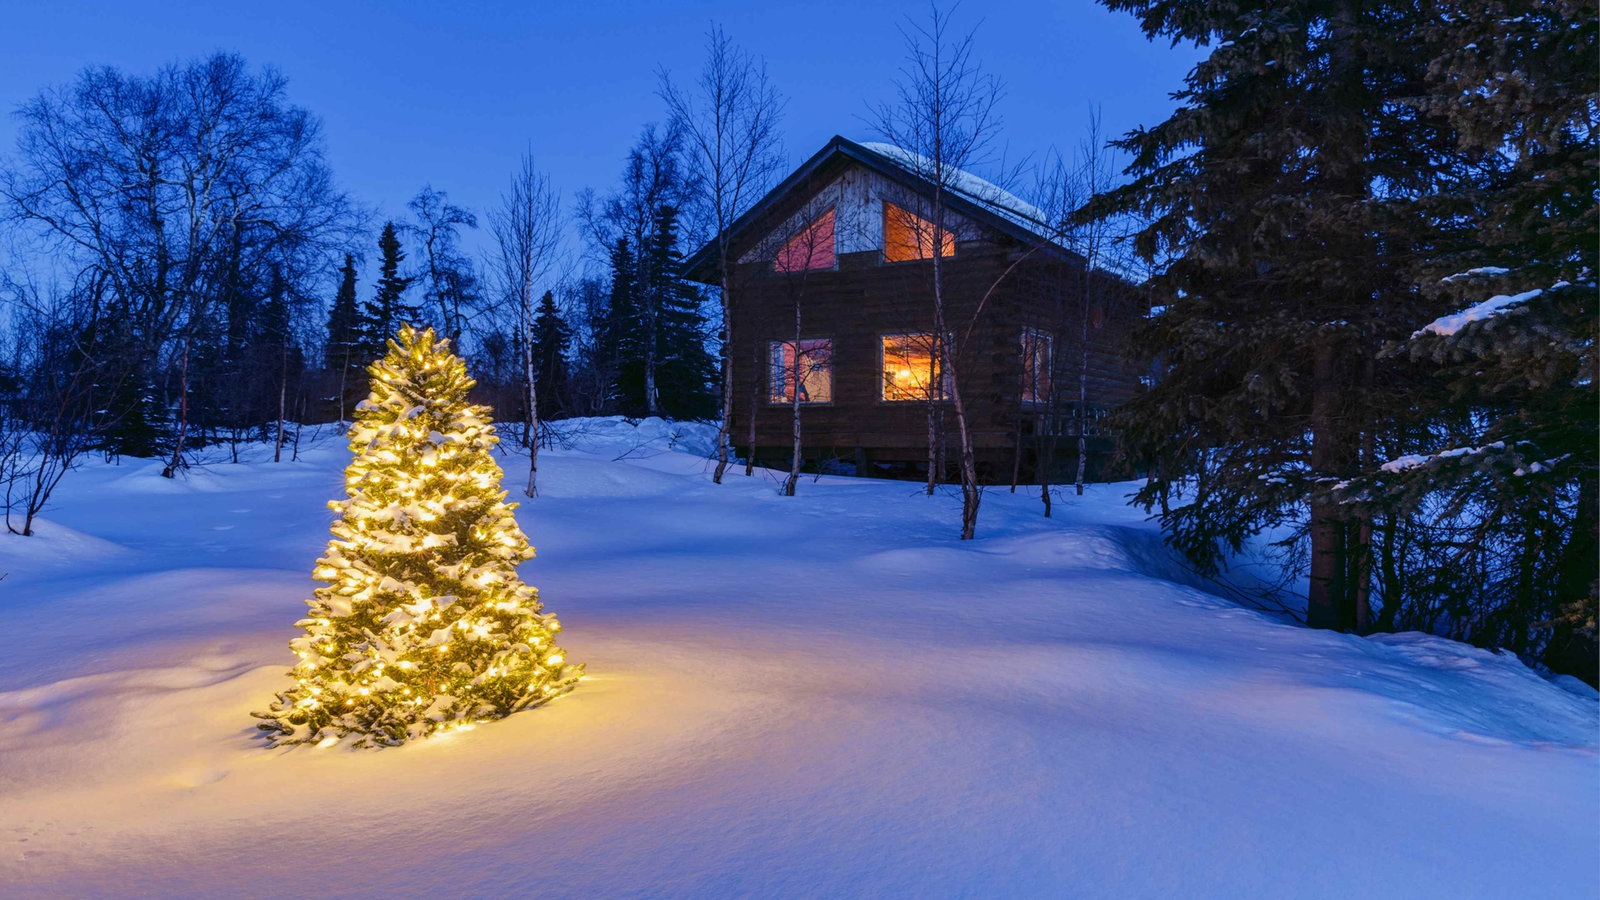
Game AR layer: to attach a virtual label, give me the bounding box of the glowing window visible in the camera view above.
[769,339,833,404]
[774,208,836,272]
[881,332,952,401]
[883,202,955,263]
[1022,328,1052,404]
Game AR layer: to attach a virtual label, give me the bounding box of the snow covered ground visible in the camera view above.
[1,418,1595,898]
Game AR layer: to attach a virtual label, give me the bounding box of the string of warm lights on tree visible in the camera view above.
[256,324,581,747]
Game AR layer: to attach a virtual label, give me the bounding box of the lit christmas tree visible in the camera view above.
[256,325,581,747]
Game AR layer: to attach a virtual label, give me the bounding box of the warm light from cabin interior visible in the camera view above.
[883,202,955,263]
[881,333,950,401]
[1022,328,1052,403]
[769,338,833,403]
[774,208,836,272]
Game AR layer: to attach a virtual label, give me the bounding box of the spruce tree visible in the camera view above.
[1098,0,1596,678]
[1095,2,1463,630]
[647,204,717,421]
[325,254,361,371]
[603,237,645,416]
[362,223,414,356]
[1344,1,1598,678]
[325,254,364,422]
[529,290,572,420]
[255,324,581,747]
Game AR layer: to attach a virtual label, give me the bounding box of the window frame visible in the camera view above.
[882,201,956,264]
[878,331,954,403]
[767,337,835,406]
[1021,326,1053,406]
[772,206,838,274]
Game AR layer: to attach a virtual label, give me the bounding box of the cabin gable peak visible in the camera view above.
[683,136,1075,283]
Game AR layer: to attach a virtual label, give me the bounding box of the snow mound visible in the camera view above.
[540,416,719,460]
[0,517,131,570]
[1357,632,1598,746]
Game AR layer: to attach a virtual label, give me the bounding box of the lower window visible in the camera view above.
[1022,328,1052,404]
[881,332,952,401]
[769,339,833,404]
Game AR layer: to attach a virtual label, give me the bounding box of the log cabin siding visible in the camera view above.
[687,139,1142,481]
[729,236,1138,475]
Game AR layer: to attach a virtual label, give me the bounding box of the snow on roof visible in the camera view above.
[858,141,1054,236]
[1414,288,1542,338]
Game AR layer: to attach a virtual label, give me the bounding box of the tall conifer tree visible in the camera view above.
[325,253,365,422]
[647,204,717,421]
[604,237,644,416]
[325,254,361,371]
[529,290,572,420]
[1343,1,1598,677]
[1098,0,1596,679]
[1094,2,1464,629]
[363,223,414,356]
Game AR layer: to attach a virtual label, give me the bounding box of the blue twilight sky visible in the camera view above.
[0,0,1201,268]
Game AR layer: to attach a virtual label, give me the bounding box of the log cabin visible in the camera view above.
[683,135,1141,483]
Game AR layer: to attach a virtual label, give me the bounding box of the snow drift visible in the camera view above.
[0,418,1593,897]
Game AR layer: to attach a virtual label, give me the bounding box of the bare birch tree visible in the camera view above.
[2,53,354,475]
[772,204,835,496]
[871,3,1004,540]
[578,124,697,420]
[488,153,562,498]
[0,273,115,535]
[408,186,480,343]
[660,25,785,483]
[1035,110,1124,507]
[1067,114,1120,497]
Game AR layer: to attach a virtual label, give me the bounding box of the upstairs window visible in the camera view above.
[883,202,955,263]
[1022,328,1052,404]
[774,208,836,272]
[769,338,834,403]
[881,332,952,401]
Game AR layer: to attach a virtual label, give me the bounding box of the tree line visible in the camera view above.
[0,50,726,525]
[0,4,1592,684]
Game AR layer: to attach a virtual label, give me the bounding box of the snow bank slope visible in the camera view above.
[0,418,1593,898]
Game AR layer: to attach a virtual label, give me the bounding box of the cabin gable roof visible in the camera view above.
[682,135,1078,283]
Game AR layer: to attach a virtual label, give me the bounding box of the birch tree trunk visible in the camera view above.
[644,303,659,418]
[274,343,287,463]
[715,273,735,483]
[784,307,803,496]
[161,336,191,479]
[1075,306,1089,495]
[524,288,540,499]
